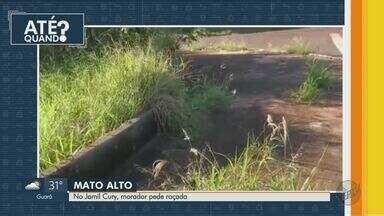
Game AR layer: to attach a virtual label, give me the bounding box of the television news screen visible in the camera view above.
[1,0,378,215]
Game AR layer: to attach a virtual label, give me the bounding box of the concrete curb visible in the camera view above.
[41,110,157,178]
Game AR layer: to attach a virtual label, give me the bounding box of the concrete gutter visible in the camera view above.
[42,110,157,178]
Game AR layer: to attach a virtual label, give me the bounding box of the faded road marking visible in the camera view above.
[329,33,343,55]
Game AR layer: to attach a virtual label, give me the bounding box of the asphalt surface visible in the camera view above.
[196,28,343,56]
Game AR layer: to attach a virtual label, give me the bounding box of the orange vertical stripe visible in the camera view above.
[351,0,362,214]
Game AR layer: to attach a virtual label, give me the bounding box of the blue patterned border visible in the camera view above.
[0,1,344,215]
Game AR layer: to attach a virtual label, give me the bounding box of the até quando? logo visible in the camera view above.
[24,16,69,43]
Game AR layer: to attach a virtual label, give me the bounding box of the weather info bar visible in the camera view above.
[66,179,330,202]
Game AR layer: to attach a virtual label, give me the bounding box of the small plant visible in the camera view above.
[291,58,331,102]
[286,37,312,55]
[213,41,248,52]
[266,114,290,158]
[187,83,233,112]
[148,30,180,53]
[186,41,248,52]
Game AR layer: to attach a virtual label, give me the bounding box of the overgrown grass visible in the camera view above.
[160,116,314,191]
[185,41,248,52]
[39,47,185,171]
[156,79,234,143]
[40,28,235,172]
[291,58,331,102]
[187,82,233,112]
[286,37,312,55]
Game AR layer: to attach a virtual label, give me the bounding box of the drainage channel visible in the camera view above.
[41,110,158,179]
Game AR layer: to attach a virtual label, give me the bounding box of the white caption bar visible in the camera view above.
[68,191,330,202]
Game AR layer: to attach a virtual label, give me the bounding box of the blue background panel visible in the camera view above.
[1,0,344,215]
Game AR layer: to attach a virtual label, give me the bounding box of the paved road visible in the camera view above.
[197,28,343,56]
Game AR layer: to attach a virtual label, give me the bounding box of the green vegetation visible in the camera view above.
[156,79,234,143]
[187,82,233,112]
[161,116,315,191]
[180,135,303,191]
[286,38,312,55]
[40,49,185,171]
[39,28,233,172]
[185,41,248,52]
[40,28,323,191]
[291,58,331,102]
